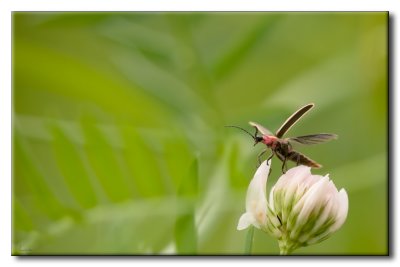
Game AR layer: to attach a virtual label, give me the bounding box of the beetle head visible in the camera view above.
[254,136,263,146]
[225,125,262,146]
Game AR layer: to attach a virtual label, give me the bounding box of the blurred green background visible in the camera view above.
[12,12,388,255]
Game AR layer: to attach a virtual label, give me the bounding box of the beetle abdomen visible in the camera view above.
[276,150,322,168]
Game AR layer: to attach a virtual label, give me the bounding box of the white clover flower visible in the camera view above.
[237,160,348,255]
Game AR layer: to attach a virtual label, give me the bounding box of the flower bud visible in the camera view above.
[237,160,348,255]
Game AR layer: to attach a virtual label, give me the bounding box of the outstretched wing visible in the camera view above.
[275,103,314,138]
[249,121,273,136]
[288,133,338,145]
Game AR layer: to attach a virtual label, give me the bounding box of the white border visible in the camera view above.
[1,0,398,266]
[0,0,398,11]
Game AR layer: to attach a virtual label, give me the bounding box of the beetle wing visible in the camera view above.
[249,121,273,136]
[288,133,338,145]
[275,103,314,138]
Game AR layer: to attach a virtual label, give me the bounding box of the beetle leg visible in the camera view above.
[266,151,275,175]
[281,157,287,174]
[267,151,274,162]
[257,149,267,166]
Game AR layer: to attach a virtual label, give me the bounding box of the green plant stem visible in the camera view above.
[278,239,296,255]
[244,226,254,254]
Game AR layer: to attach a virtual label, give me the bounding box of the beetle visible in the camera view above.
[226,103,337,173]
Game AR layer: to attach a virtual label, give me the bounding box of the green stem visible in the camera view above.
[278,239,296,255]
[244,226,254,254]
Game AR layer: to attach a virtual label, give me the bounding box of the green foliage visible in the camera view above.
[174,159,199,254]
[12,12,388,255]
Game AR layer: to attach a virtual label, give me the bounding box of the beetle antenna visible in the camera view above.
[225,125,256,140]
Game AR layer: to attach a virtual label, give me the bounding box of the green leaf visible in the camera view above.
[13,133,69,221]
[51,124,98,209]
[212,15,281,80]
[178,159,199,197]
[81,119,132,202]
[119,125,166,198]
[175,159,199,254]
[174,213,197,254]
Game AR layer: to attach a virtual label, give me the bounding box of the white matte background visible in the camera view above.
[0,0,398,266]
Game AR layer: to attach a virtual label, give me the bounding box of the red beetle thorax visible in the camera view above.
[262,135,277,146]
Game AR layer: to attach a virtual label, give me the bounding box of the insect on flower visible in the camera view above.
[226,103,337,173]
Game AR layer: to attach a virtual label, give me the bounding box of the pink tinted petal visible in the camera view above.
[238,160,271,230]
[275,165,310,190]
[295,176,330,224]
[330,189,349,232]
[269,186,276,212]
[245,160,270,212]
[237,212,256,230]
